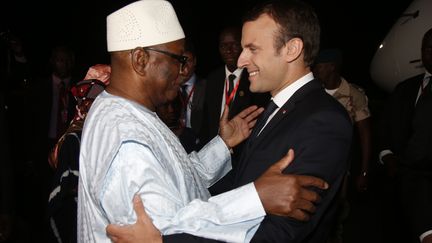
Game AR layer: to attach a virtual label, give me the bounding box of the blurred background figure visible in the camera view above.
[44,45,78,151]
[178,38,206,151]
[0,32,36,200]
[0,31,35,92]
[156,39,202,153]
[0,32,41,243]
[0,89,13,243]
[47,64,110,243]
[156,94,199,153]
[22,46,80,241]
[313,48,372,243]
[201,26,269,167]
[378,28,432,243]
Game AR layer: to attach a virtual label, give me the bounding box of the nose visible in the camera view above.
[237,50,247,68]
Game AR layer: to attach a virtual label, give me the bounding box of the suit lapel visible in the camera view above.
[190,77,204,129]
[206,69,225,130]
[246,79,322,150]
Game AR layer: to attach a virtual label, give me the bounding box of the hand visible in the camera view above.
[219,105,264,148]
[254,149,329,221]
[355,173,368,192]
[106,195,162,243]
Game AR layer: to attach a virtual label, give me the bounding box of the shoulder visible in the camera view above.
[348,83,368,103]
[349,82,366,95]
[301,87,349,117]
[395,74,424,90]
[85,93,158,142]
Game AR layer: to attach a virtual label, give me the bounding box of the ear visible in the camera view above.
[130,47,149,76]
[183,55,196,74]
[285,37,303,63]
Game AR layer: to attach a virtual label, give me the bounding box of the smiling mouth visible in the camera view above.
[249,71,259,77]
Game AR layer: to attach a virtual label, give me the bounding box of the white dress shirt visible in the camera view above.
[220,67,244,118]
[257,72,314,136]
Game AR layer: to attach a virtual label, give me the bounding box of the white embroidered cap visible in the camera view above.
[106,0,185,52]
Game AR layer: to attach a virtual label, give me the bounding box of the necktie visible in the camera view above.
[250,100,278,139]
[180,85,188,125]
[228,74,236,94]
[417,76,431,105]
[422,76,431,95]
[181,84,188,100]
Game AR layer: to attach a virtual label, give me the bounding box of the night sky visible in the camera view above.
[1,0,413,97]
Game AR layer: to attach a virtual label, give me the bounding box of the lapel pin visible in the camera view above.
[239,91,244,97]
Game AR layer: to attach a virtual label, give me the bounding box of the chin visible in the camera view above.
[167,92,179,100]
[249,84,260,93]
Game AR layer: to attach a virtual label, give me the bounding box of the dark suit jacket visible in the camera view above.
[0,92,14,215]
[165,79,352,243]
[378,74,423,159]
[235,79,352,242]
[30,75,77,159]
[200,67,269,145]
[378,73,432,237]
[189,75,206,136]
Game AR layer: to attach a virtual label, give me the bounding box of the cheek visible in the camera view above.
[157,65,178,87]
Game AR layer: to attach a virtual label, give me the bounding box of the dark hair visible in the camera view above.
[219,26,242,42]
[242,0,320,66]
[422,28,432,50]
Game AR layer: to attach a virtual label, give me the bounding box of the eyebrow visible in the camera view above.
[244,43,259,49]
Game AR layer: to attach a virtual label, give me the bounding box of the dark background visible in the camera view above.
[0,0,413,96]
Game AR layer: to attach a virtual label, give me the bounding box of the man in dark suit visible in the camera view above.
[201,26,269,164]
[177,39,206,151]
[31,45,78,156]
[227,1,352,241]
[378,27,432,243]
[28,46,78,240]
[105,1,352,243]
[0,91,13,242]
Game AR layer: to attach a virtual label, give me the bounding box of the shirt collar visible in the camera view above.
[225,66,243,79]
[272,72,314,108]
[184,73,197,87]
[424,71,431,80]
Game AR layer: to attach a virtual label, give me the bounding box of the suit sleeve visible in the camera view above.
[251,108,352,242]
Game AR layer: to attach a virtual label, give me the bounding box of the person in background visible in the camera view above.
[0,91,13,243]
[155,93,200,153]
[79,1,327,242]
[201,25,269,167]
[157,39,204,153]
[313,48,372,243]
[47,64,110,243]
[378,27,432,243]
[179,38,206,142]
